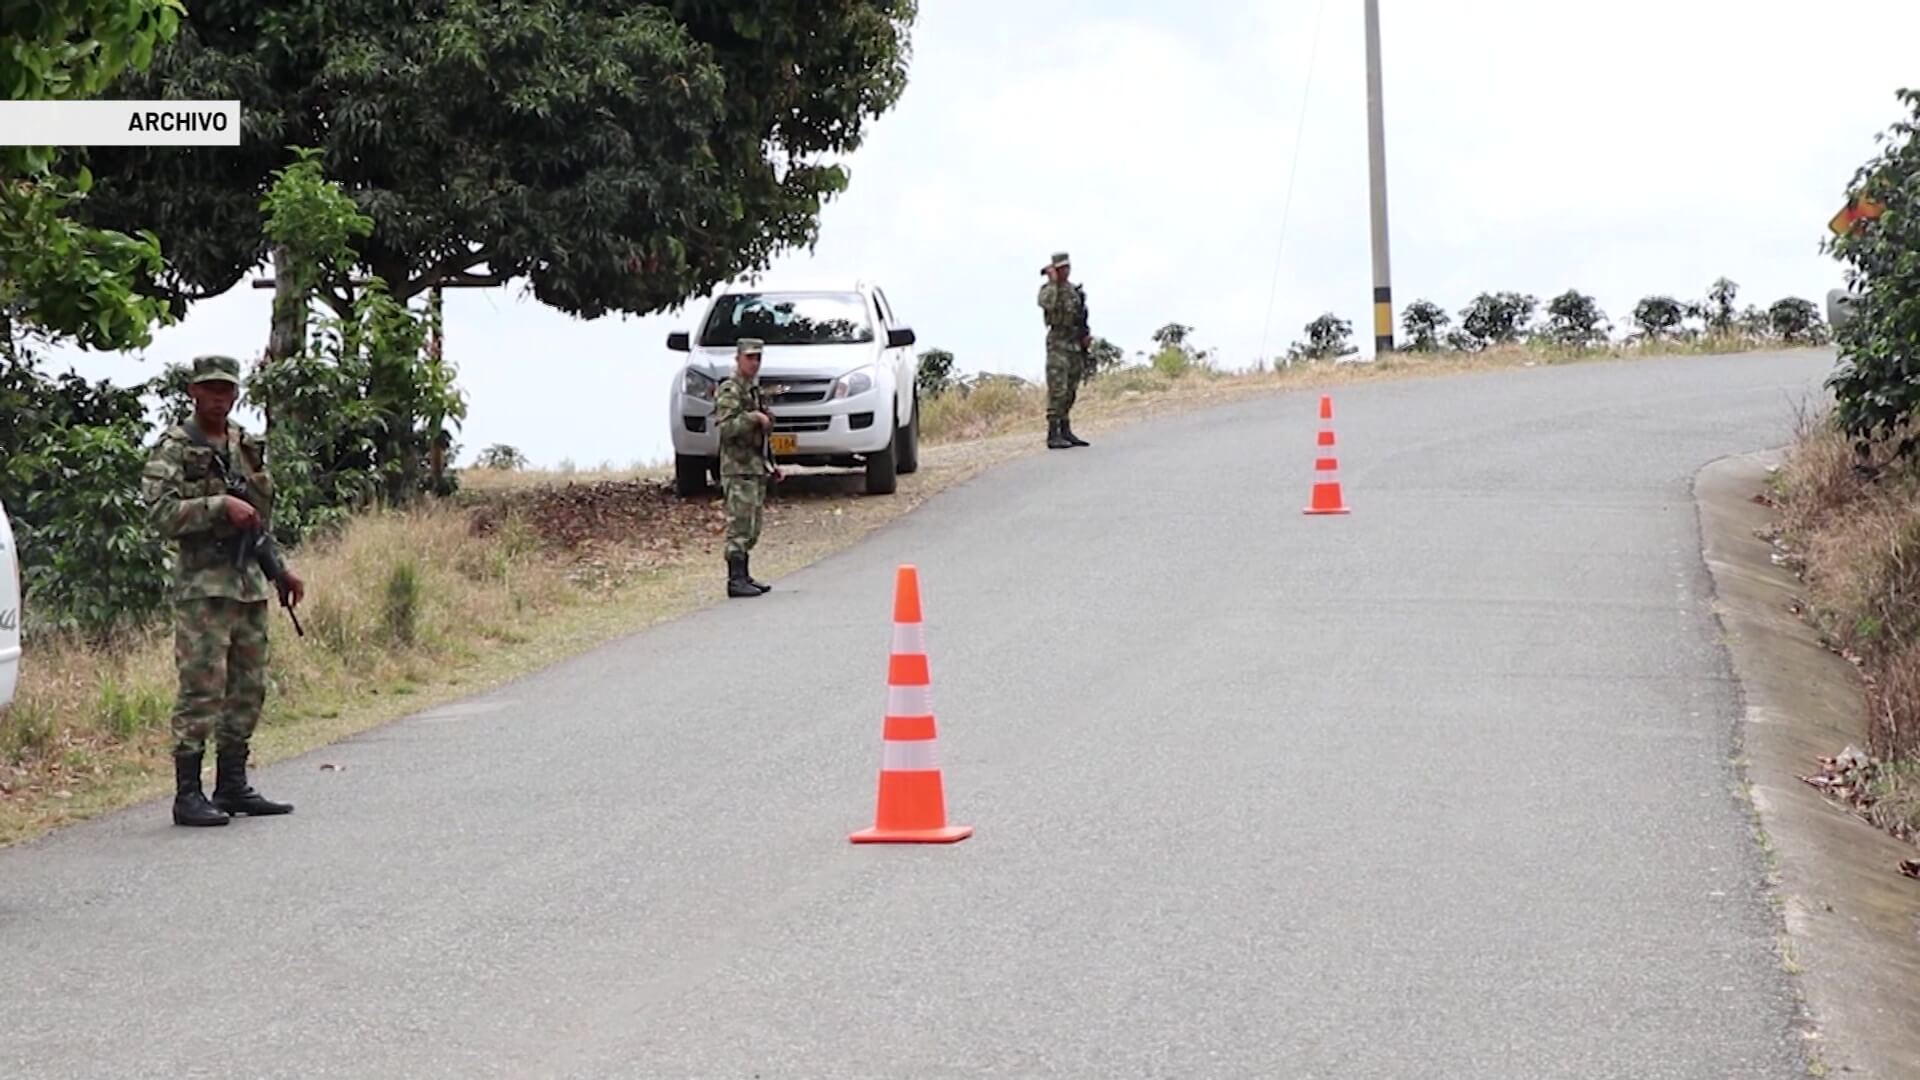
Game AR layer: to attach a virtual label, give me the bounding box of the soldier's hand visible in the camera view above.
[771,466,785,482]
[279,569,306,608]
[223,495,260,530]
[754,411,773,431]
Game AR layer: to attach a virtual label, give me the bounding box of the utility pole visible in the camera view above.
[1365,0,1394,355]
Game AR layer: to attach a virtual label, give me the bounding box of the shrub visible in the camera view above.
[1458,292,1537,349]
[1545,290,1610,349]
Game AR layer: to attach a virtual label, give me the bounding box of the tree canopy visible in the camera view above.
[1,0,184,353]
[70,0,918,320]
[1827,89,1920,458]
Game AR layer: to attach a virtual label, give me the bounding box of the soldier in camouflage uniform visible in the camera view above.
[1037,251,1091,449]
[141,355,305,827]
[713,338,783,598]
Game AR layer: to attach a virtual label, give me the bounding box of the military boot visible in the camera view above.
[742,552,771,594]
[1060,418,1089,447]
[1046,418,1072,449]
[172,752,230,827]
[727,553,762,598]
[210,744,293,816]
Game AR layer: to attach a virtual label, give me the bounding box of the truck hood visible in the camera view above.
[686,342,877,381]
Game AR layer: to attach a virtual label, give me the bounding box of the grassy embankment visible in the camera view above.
[1769,409,1920,847]
[0,333,1800,845]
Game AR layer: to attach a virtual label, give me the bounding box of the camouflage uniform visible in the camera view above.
[141,355,296,826]
[713,338,776,597]
[1037,251,1091,449]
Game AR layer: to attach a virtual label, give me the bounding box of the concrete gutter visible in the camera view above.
[1697,449,1920,1078]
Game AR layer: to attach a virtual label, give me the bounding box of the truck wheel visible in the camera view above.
[674,454,711,497]
[896,391,920,475]
[864,424,899,496]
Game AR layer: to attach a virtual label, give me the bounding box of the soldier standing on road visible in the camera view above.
[713,337,783,598]
[1037,251,1091,449]
[141,355,304,828]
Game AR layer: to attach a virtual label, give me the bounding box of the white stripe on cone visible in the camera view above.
[881,739,940,772]
[891,622,927,655]
[887,683,933,718]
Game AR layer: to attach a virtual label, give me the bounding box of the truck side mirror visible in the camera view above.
[667,331,690,352]
[887,326,916,349]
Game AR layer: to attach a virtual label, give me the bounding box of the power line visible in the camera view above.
[1256,0,1332,368]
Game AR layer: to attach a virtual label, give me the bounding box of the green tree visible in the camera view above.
[245,150,471,542]
[1458,292,1537,349]
[0,358,173,642]
[1706,277,1740,334]
[1769,297,1826,345]
[0,0,184,355]
[0,0,192,641]
[1400,299,1450,351]
[70,0,919,322]
[1827,90,1920,458]
[475,444,528,471]
[1632,296,1686,340]
[1085,336,1125,377]
[1286,313,1355,363]
[1152,323,1192,349]
[1544,290,1610,349]
[915,347,956,398]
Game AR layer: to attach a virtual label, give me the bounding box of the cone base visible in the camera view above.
[849,824,974,844]
[1303,506,1352,515]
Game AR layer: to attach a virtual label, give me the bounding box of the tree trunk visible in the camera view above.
[264,244,306,432]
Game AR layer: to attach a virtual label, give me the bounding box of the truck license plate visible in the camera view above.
[769,434,796,455]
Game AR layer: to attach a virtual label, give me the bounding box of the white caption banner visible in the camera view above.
[0,101,242,146]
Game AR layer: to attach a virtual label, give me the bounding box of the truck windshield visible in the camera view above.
[699,292,874,346]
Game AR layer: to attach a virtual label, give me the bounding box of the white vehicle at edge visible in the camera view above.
[0,497,20,711]
[666,279,921,497]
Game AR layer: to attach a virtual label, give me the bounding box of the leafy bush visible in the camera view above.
[1287,313,1356,363]
[1769,297,1826,345]
[247,151,470,545]
[1458,292,1538,349]
[1545,290,1610,349]
[1632,296,1686,340]
[916,348,956,398]
[475,445,528,471]
[1826,89,1920,457]
[1401,300,1451,351]
[1085,336,1125,378]
[0,358,172,643]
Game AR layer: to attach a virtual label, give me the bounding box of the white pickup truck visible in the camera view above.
[0,497,20,711]
[665,279,923,497]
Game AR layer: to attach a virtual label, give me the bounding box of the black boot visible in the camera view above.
[172,752,229,827]
[211,744,293,816]
[1061,418,1089,447]
[743,552,771,594]
[727,552,762,598]
[1046,418,1072,449]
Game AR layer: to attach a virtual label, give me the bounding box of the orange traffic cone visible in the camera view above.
[1303,394,1351,515]
[850,564,973,844]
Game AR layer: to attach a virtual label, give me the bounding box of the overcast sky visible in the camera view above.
[40,0,1920,469]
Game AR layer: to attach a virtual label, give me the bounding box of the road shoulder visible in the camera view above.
[1697,449,1920,1079]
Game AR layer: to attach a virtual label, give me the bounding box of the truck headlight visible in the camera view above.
[831,366,875,400]
[683,368,719,402]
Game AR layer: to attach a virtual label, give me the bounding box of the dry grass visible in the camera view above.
[0,332,1806,845]
[918,334,1788,446]
[1774,407,1920,783]
[0,507,598,843]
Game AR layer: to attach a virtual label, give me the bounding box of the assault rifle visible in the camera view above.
[183,421,304,637]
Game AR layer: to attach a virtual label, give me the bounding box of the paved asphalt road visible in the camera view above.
[0,349,1838,1078]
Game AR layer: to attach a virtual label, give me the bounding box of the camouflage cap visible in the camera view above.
[736,338,765,355]
[1041,250,1070,275]
[187,354,243,386]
